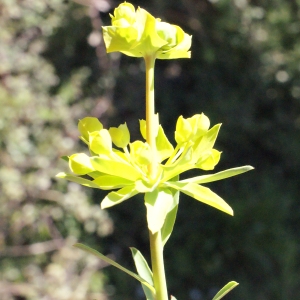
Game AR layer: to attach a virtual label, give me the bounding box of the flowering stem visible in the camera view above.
[145,54,168,300]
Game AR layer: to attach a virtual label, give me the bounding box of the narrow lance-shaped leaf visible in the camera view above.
[180,166,254,184]
[56,172,100,189]
[101,185,139,209]
[74,243,155,294]
[160,188,179,246]
[93,174,133,190]
[164,181,233,216]
[212,281,239,300]
[130,247,155,300]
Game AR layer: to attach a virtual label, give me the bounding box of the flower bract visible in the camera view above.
[57,115,253,235]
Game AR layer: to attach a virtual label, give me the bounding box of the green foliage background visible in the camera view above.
[1,0,300,299]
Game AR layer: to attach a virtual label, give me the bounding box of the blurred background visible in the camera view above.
[1,0,300,299]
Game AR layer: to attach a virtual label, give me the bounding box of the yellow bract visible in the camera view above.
[102,2,192,59]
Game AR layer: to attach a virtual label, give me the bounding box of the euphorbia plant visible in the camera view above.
[57,2,253,299]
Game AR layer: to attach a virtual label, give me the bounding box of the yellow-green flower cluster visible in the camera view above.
[57,115,253,235]
[102,2,192,59]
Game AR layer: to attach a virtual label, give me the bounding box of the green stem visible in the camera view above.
[144,54,168,300]
[149,231,168,300]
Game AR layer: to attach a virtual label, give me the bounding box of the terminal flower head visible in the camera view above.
[102,2,192,59]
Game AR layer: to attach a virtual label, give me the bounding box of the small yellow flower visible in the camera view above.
[102,2,192,59]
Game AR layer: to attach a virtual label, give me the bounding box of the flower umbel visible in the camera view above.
[57,115,253,235]
[102,2,192,59]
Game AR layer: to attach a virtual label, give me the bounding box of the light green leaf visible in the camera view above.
[130,248,155,300]
[160,189,179,246]
[56,172,100,188]
[89,129,112,155]
[162,147,193,182]
[78,117,103,142]
[74,243,155,294]
[164,181,233,216]
[101,185,139,208]
[212,281,239,300]
[145,188,175,233]
[130,248,153,284]
[175,115,192,144]
[109,123,130,148]
[93,175,133,190]
[130,141,151,165]
[156,125,174,162]
[69,153,95,175]
[189,113,210,139]
[91,156,141,181]
[196,149,221,171]
[180,166,254,184]
[139,119,146,139]
[170,296,177,300]
[192,124,221,163]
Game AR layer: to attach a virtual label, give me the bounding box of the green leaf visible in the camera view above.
[164,181,233,216]
[78,117,103,142]
[175,115,192,144]
[101,185,139,208]
[69,153,95,175]
[162,147,193,182]
[56,172,100,188]
[145,188,175,233]
[139,119,147,139]
[180,166,254,184]
[74,243,155,294]
[160,187,179,246]
[91,156,141,181]
[89,129,112,155]
[130,248,155,300]
[212,281,239,300]
[192,124,221,163]
[60,155,69,162]
[156,125,174,162]
[93,175,133,190]
[109,123,130,148]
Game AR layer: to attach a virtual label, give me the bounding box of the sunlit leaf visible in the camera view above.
[160,188,179,246]
[74,243,155,293]
[145,188,175,233]
[162,147,193,182]
[212,281,239,300]
[91,156,141,181]
[69,153,95,175]
[89,129,112,155]
[196,149,221,171]
[101,185,139,208]
[180,166,254,184]
[156,125,174,162]
[93,175,133,190]
[130,247,155,300]
[175,115,192,144]
[56,172,100,188]
[109,123,130,148]
[192,124,221,163]
[78,117,103,142]
[130,141,151,165]
[164,181,233,215]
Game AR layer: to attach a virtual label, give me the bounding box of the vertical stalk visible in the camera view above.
[144,55,168,300]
